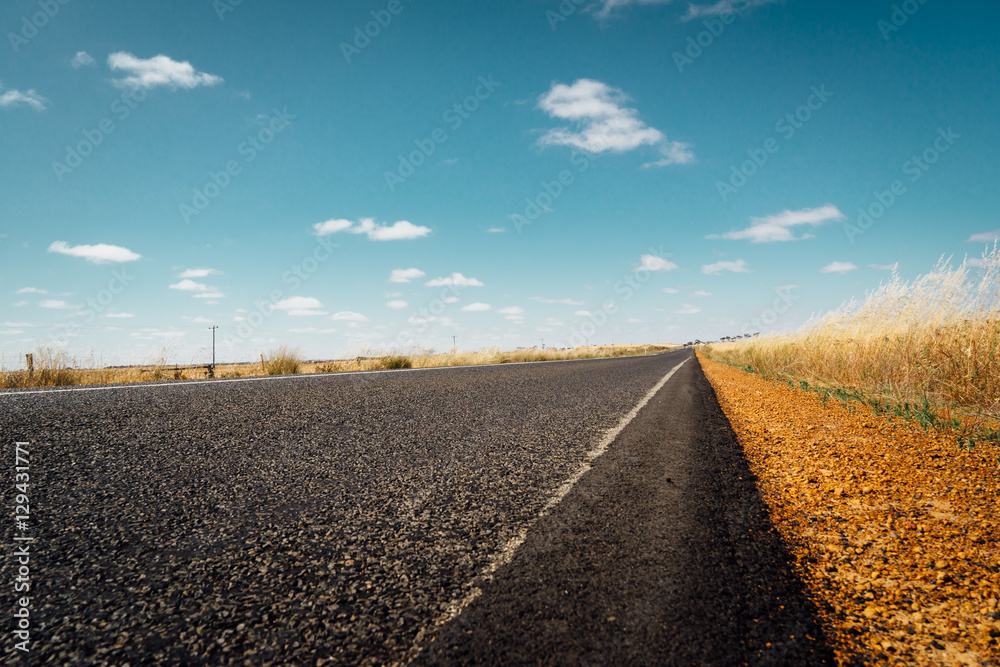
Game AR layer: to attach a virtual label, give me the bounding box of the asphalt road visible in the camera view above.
[1,350,832,665]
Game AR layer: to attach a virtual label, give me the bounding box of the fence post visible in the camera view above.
[25,353,33,378]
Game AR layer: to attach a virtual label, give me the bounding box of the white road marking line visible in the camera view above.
[403,355,691,664]
[0,351,681,398]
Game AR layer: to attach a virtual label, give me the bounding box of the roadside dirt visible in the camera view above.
[698,353,1000,666]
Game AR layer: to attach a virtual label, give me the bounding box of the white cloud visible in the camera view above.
[592,0,675,21]
[171,272,223,299]
[48,241,141,264]
[691,290,712,297]
[674,304,703,314]
[313,218,431,241]
[574,310,592,316]
[529,296,585,305]
[497,306,525,321]
[968,258,986,268]
[389,268,426,283]
[169,279,210,292]
[312,219,353,235]
[537,79,692,164]
[287,327,338,334]
[707,204,844,243]
[16,287,47,294]
[682,0,780,21]
[178,268,221,278]
[40,299,71,309]
[966,230,1000,243]
[103,312,135,319]
[637,254,678,272]
[461,302,491,312]
[0,84,48,111]
[868,263,899,271]
[661,287,679,294]
[181,315,213,324]
[331,311,369,322]
[71,51,95,68]
[443,296,460,304]
[425,272,484,287]
[702,259,750,274]
[642,141,696,168]
[272,296,326,317]
[820,261,858,274]
[357,219,431,241]
[107,52,223,90]
[12,301,28,307]
[486,227,506,233]
[0,329,25,335]
[386,300,408,310]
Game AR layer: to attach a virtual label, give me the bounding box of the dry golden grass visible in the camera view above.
[0,344,677,388]
[0,348,78,388]
[702,244,1000,416]
[261,346,302,375]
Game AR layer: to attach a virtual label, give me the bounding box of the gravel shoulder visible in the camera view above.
[699,353,1000,665]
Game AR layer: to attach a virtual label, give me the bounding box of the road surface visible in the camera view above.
[1,350,831,665]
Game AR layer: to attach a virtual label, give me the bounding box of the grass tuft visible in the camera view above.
[261,346,302,375]
[378,355,413,370]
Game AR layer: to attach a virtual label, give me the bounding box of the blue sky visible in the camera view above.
[1,0,998,365]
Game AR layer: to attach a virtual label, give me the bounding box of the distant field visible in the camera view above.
[0,344,678,389]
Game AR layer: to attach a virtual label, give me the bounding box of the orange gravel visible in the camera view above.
[698,353,1000,666]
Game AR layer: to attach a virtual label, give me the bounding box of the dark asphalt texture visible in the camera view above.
[0,350,832,665]
[415,353,834,666]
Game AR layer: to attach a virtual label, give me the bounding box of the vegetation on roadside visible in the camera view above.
[0,344,676,389]
[261,346,303,375]
[0,347,78,388]
[701,244,1000,445]
[305,345,672,373]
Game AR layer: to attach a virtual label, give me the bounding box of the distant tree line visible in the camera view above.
[685,333,758,346]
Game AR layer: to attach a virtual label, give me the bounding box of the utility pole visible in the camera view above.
[208,326,218,378]
[452,335,457,352]
[541,338,544,350]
